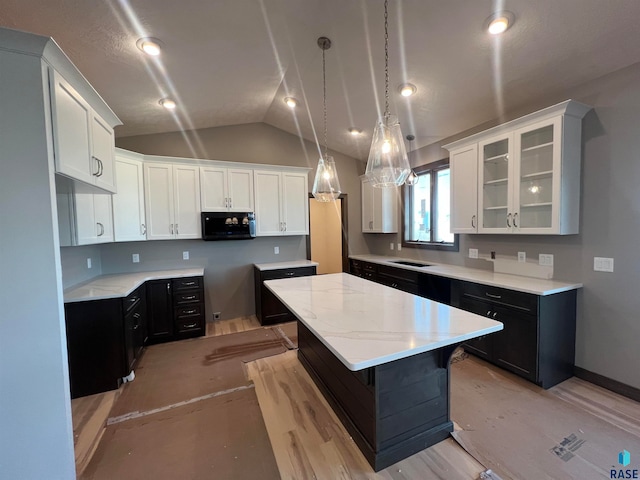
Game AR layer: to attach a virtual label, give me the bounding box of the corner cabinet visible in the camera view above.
[254,169,310,236]
[50,69,119,193]
[112,149,146,242]
[361,176,398,233]
[444,100,591,235]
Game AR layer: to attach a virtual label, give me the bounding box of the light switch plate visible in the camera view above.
[182,251,189,260]
[594,257,614,272]
[132,253,140,263]
[469,248,479,259]
[397,243,402,252]
[274,246,279,254]
[538,254,554,267]
[518,251,526,263]
[87,258,92,269]
[390,242,394,250]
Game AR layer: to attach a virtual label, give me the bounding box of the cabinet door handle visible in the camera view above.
[284,222,286,231]
[369,220,373,230]
[141,223,147,235]
[183,322,198,328]
[98,159,104,177]
[506,213,512,228]
[92,156,100,176]
[170,224,174,234]
[229,197,232,208]
[97,222,104,236]
[167,282,171,292]
[176,224,179,235]
[485,292,502,299]
[471,215,476,228]
[513,212,518,228]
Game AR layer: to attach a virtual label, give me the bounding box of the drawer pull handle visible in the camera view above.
[133,313,141,319]
[485,292,502,299]
[182,281,196,286]
[183,322,198,328]
[183,295,197,300]
[183,309,197,315]
[486,310,492,317]
[493,311,498,319]
[129,297,138,303]
[285,272,295,276]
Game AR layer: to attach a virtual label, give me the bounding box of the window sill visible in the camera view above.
[402,239,459,252]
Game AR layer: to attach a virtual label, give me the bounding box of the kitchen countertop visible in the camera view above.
[64,267,205,303]
[350,254,582,296]
[264,273,503,371]
[254,260,319,271]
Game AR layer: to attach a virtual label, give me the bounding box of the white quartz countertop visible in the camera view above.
[350,255,582,296]
[254,260,319,271]
[64,268,205,303]
[264,273,503,371]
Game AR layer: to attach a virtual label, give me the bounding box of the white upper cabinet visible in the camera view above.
[144,163,201,240]
[254,169,309,236]
[448,144,478,234]
[361,177,398,233]
[112,149,146,242]
[50,70,117,193]
[444,100,591,235]
[200,166,254,212]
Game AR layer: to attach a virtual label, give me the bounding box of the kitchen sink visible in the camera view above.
[390,260,432,268]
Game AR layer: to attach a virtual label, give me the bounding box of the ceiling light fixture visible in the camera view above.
[398,83,417,97]
[312,36,341,202]
[136,37,162,56]
[365,0,411,188]
[159,98,176,110]
[348,127,363,136]
[284,97,298,108]
[486,11,515,35]
[404,134,419,186]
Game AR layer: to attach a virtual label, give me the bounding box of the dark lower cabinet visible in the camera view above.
[254,265,316,325]
[147,276,205,343]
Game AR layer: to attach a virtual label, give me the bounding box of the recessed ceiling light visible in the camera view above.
[159,98,176,110]
[284,97,298,108]
[348,127,363,136]
[136,37,162,56]
[486,11,515,35]
[398,83,417,97]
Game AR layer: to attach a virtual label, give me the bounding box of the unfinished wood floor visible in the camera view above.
[206,315,261,337]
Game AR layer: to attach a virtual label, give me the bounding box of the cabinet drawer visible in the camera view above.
[459,281,538,314]
[175,303,204,318]
[377,265,419,283]
[123,285,144,312]
[172,276,203,291]
[173,290,203,305]
[261,266,316,281]
[175,316,204,333]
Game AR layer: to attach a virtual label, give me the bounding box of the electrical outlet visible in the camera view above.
[538,254,554,267]
[182,251,189,260]
[86,258,92,269]
[390,242,394,250]
[132,253,140,263]
[518,251,526,263]
[490,251,496,260]
[397,243,402,252]
[213,312,221,320]
[274,246,279,254]
[469,248,478,259]
[594,257,614,272]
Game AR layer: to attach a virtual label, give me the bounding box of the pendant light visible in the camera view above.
[404,134,419,186]
[312,36,342,202]
[365,0,411,188]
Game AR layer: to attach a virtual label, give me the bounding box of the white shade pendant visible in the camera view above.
[312,154,341,202]
[365,114,410,187]
[312,36,342,202]
[365,0,409,188]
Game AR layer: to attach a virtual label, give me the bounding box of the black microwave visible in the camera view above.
[201,212,256,240]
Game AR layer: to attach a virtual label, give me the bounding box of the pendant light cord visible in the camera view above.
[322,43,328,160]
[384,0,389,118]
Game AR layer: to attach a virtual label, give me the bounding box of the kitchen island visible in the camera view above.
[264,273,503,471]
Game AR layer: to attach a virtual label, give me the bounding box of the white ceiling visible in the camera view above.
[1,0,639,160]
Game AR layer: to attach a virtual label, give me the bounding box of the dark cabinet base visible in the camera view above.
[254,265,316,325]
[297,321,457,471]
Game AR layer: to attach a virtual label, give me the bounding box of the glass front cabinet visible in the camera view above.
[445,100,591,235]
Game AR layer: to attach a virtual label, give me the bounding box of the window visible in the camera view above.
[403,158,458,251]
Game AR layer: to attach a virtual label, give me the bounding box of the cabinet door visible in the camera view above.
[282,172,309,235]
[144,163,175,240]
[513,118,562,234]
[146,280,174,343]
[93,193,114,243]
[377,187,398,233]
[254,170,283,236]
[458,296,494,361]
[361,179,374,232]
[478,133,513,233]
[200,166,228,211]
[173,165,201,239]
[50,70,94,185]
[227,168,254,212]
[450,144,478,233]
[74,188,98,245]
[491,306,538,382]
[91,113,116,192]
[113,155,146,242]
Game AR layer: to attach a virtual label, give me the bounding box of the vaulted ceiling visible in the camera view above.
[1,0,638,160]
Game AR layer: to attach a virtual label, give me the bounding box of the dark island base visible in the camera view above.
[297,321,458,471]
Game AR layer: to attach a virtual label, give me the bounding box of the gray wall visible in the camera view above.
[0,52,76,478]
[58,122,367,320]
[366,61,640,390]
